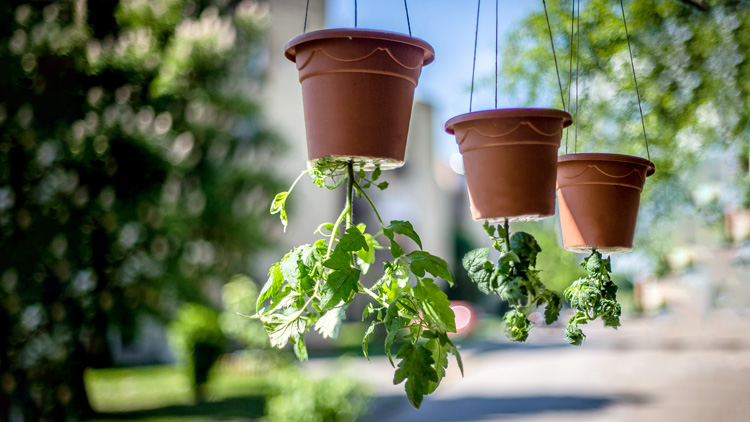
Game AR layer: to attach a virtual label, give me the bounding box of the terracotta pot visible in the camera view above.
[445,108,572,221]
[285,29,434,170]
[557,153,656,254]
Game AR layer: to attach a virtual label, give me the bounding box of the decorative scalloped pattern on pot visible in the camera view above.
[557,153,655,254]
[445,108,572,222]
[286,29,434,167]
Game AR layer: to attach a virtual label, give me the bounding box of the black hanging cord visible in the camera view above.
[619,0,651,161]
[565,0,575,154]
[355,0,358,27]
[404,0,412,36]
[303,0,311,33]
[469,0,481,112]
[495,0,499,108]
[542,0,566,111]
[573,0,581,153]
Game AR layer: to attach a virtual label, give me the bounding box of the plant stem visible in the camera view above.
[359,283,384,304]
[353,181,385,226]
[346,162,354,230]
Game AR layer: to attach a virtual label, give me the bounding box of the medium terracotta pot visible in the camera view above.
[285,29,434,170]
[446,108,572,221]
[557,153,655,254]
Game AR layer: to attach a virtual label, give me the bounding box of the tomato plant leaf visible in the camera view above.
[261,311,306,348]
[413,278,456,333]
[393,342,438,409]
[314,304,345,339]
[407,251,454,285]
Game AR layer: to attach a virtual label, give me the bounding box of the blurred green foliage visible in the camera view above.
[264,368,368,422]
[0,0,280,419]
[502,0,750,262]
[168,303,226,402]
[220,274,268,349]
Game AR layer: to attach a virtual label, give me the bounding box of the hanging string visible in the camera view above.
[469,0,481,112]
[565,0,575,154]
[303,0,311,33]
[542,0,566,111]
[573,0,581,153]
[404,0,412,36]
[619,0,651,161]
[495,0,499,108]
[354,0,358,27]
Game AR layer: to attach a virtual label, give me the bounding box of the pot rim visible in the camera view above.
[285,28,435,65]
[558,153,656,177]
[445,108,573,135]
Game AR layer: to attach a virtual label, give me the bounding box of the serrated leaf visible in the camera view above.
[510,232,541,265]
[544,292,562,325]
[319,267,360,309]
[482,221,496,237]
[425,336,448,394]
[280,251,300,286]
[323,250,352,271]
[338,227,368,252]
[257,263,284,312]
[384,220,423,249]
[407,251,454,285]
[292,333,308,361]
[314,304,346,339]
[377,181,389,190]
[393,343,438,409]
[261,311,306,348]
[270,191,290,231]
[462,248,492,291]
[361,303,375,321]
[384,303,405,366]
[389,238,405,258]
[413,278,456,333]
[362,321,377,361]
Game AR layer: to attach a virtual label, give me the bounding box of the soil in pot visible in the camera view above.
[286,29,434,170]
[557,153,655,254]
[446,108,572,221]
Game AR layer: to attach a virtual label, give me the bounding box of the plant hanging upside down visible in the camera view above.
[248,160,462,409]
[462,220,562,342]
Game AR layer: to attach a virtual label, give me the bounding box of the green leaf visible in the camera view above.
[323,250,352,271]
[393,343,438,409]
[362,321,377,361]
[389,238,405,259]
[361,303,375,321]
[372,167,382,181]
[257,263,284,312]
[510,232,542,265]
[384,220,423,249]
[314,304,345,339]
[482,221,496,238]
[270,191,290,231]
[543,292,562,325]
[462,248,493,293]
[384,303,405,366]
[319,267,360,310]
[314,223,335,235]
[425,335,447,394]
[503,309,533,342]
[261,311,306,348]
[377,181,389,190]
[292,334,308,361]
[280,251,300,286]
[338,227,368,252]
[565,320,585,346]
[406,251,454,285]
[413,278,457,333]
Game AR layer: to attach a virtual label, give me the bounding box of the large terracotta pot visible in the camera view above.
[557,153,655,254]
[446,108,572,221]
[285,29,434,170]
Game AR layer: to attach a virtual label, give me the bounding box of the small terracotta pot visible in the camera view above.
[557,153,655,254]
[446,108,572,221]
[285,29,434,170]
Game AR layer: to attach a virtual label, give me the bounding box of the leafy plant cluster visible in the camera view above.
[462,221,562,342]
[563,251,621,345]
[252,160,462,409]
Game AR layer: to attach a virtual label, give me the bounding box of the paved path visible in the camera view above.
[305,312,750,421]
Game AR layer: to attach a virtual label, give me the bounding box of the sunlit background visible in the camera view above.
[1,0,749,421]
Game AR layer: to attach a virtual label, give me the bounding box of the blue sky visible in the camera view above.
[326,0,541,164]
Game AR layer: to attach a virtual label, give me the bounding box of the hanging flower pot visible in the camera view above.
[446,108,572,221]
[285,29,434,169]
[557,153,655,254]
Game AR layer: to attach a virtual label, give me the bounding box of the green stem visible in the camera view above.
[288,168,311,193]
[353,180,385,227]
[326,205,349,259]
[359,283,384,304]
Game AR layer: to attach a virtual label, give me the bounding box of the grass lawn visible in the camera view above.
[85,364,270,422]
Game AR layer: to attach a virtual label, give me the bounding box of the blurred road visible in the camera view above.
[305,311,750,422]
